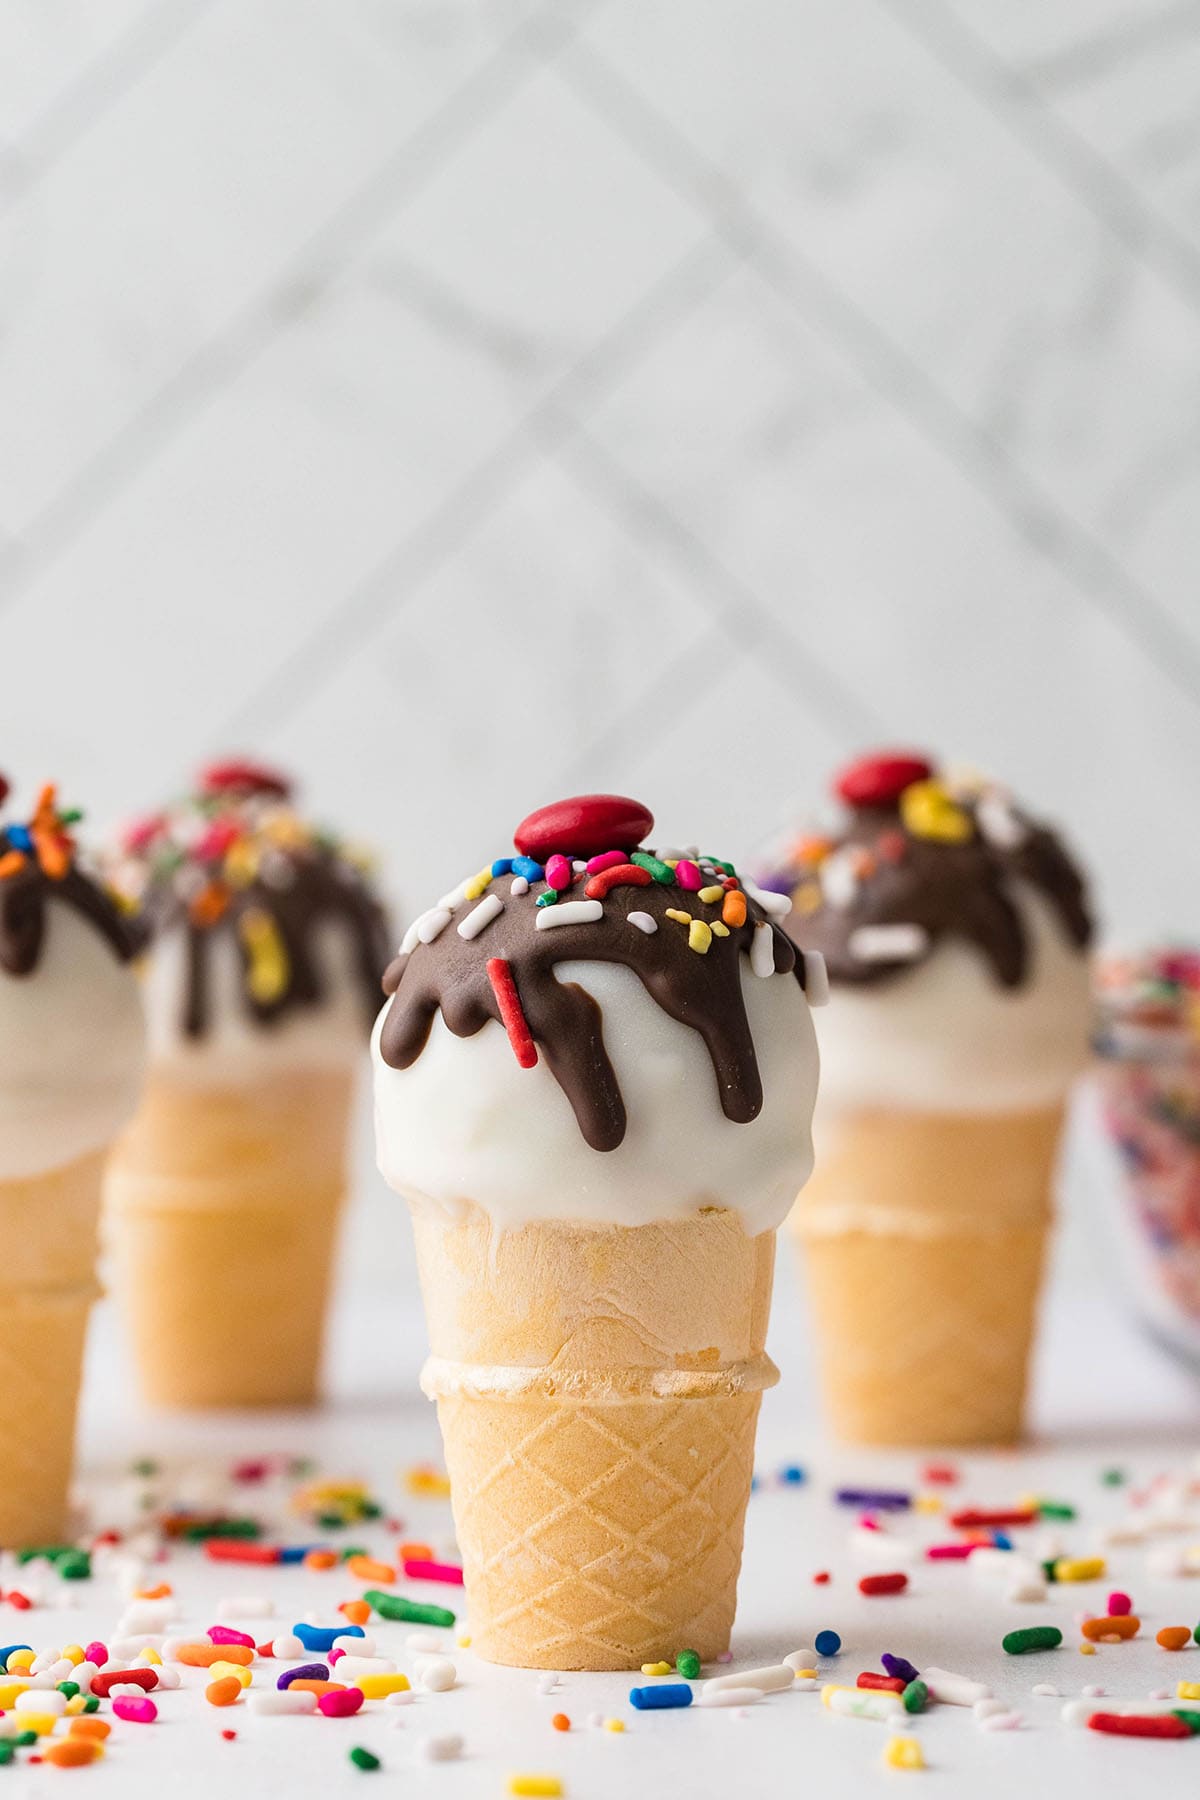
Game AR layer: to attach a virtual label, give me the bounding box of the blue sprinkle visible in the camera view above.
[512,856,544,883]
[0,1645,31,1665]
[292,1623,364,1653]
[992,1530,1013,1551]
[834,1488,910,1511]
[491,859,513,877]
[278,1661,329,1689]
[629,1683,693,1710]
[881,1653,919,1685]
[750,1475,760,1493]
[778,1464,806,1486]
[5,827,31,852]
[815,1629,842,1657]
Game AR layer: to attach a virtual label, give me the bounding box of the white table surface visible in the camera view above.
[19,1147,1189,1800]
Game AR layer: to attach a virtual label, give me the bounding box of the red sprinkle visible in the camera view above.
[221,1729,237,1741]
[486,957,537,1070]
[584,863,653,901]
[813,1571,831,1585]
[1087,1713,1191,1739]
[949,1509,1036,1531]
[7,1593,31,1611]
[926,1544,976,1561]
[857,1672,907,1692]
[256,1641,275,1659]
[401,1559,465,1586]
[834,752,933,809]
[922,1462,959,1485]
[859,1573,909,1597]
[91,1668,158,1698]
[203,1541,280,1565]
[199,759,291,801]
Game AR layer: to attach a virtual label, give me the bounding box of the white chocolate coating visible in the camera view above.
[813,889,1091,1122]
[372,957,820,1234]
[0,899,145,1178]
[141,921,369,1086]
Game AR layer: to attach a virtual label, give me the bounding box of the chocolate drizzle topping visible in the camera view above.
[379,864,805,1153]
[779,771,1093,990]
[0,832,136,977]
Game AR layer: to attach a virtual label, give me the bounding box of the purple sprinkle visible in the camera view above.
[278,1661,329,1689]
[835,1488,911,1511]
[882,1654,919,1685]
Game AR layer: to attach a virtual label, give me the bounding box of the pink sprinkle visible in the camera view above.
[926,1543,975,1560]
[716,1651,733,1664]
[674,859,702,890]
[318,1688,363,1718]
[1107,1592,1133,1617]
[84,1641,107,1667]
[584,850,626,876]
[113,1697,158,1724]
[858,1515,881,1531]
[546,854,574,891]
[329,1648,344,1664]
[401,1559,465,1586]
[208,1626,256,1648]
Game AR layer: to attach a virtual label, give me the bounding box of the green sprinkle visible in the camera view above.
[55,1552,91,1581]
[341,1547,369,1562]
[535,890,558,907]
[349,1747,381,1771]
[317,1512,347,1530]
[1041,1560,1059,1582]
[57,1682,79,1699]
[1194,1622,1200,1646]
[362,1589,455,1628]
[83,1697,99,1714]
[0,1742,11,1764]
[131,1458,159,1477]
[14,1730,37,1747]
[701,855,736,875]
[630,852,675,883]
[902,1679,928,1713]
[361,1502,382,1521]
[1002,1626,1062,1655]
[16,1545,76,1565]
[1100,1468,1126,1487]
[676,1650,701,1681]
[1171,1709,1200,1735]
[1037,1502,1076,1522]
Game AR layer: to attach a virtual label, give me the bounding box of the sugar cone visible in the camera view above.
[793,1106,1062,1446]
[0,1149,106,1546]
[413,1205,777,1670]
[105,1069,353,1407]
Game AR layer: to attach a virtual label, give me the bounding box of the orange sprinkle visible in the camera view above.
[1157,1626,1191,1651]
[69,1719,111,1741]
[790,834,833,866]
[44,1740,100,1768]
[206,1677,243,1708]
[304,1550,338,1571]
[135,1583,173,1600]
[0,850,27,879]
[397,1542,434,1563]
[177,1642,254,1667]
[346,1556,395,1585]
[721,890,747,929]
[286,1680,344,1698]
[189,881,230,927]
[551,1713,570,1732]
[338,1600,371,1626]
[1082,1615,1140,1642]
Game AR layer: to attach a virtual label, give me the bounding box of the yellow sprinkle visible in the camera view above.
[1079,1643,1096,1656]
[604,1718,625,1733]
[463,866,493,901]
[6,1651,33,1673]
[404,1467,451,1498]
[1178,1681,1200,1700]
[797,1669,818,1680]
[697,885,724,904]
[688,919,712,955]
[640,1662,671,1677]
[18,1714,59,1737]
[0,1683,29,1708]
[665,909,691,925]
[710,920,729,937]
[141,1648,163,1665]
[210,1661,252,1688]
[456,1634,472,1649]
[883,1735,925,1771]
[508,1780,563,1797]
[65,1695,87,1716]
[238,907,290,1004]
[62,1646,85,1667]
[914,1494,942,1514]
[223,838,261,887]
[358,1673,410,1699]
[1054,1557,1105,1583]
[664,859,678,868]
[793,881,822,915]
[900,779,973,844]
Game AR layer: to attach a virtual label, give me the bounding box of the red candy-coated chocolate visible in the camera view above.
[199,759,291,801]
[834,752,932,810]
[514,795,653,861]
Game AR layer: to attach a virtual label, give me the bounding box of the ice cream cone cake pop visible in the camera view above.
[372,794,823,1669]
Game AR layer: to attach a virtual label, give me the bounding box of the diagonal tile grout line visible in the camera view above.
[0,0,599,608]
[552,425,892,749]
[213,233,734,744]
[877,0,1200,322]
[2,0,219,201]
[553,37,1200,716]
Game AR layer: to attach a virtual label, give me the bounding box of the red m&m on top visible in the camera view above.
[514,795,654,861]
[834,752,932,810]
[199,759,292,802]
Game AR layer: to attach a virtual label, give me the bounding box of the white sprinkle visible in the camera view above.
[535,1673,559,1694]
[406,1633,448,1655]
[16,1691,66,1716]
[1149,1687,1172,1701]
[923,1667,991,1707]
[819,852,858,908]
[627,911,657,934]
[335,1655,395,1681]
[848,923,930,963]
[108,1682,150,1700]
[510,876,529,896]
[216,1597,274,1621]
[978,1710,1023,1731]
[110,1634,165,1658]
[417,908,453,945]
[783,1649,817,1672]
[400,919,422,954]
[30,1650,60,1674]
[535,900,603,931]
[1006,1579,1048,1603]
[437,879,470,912]
[117,1600,177,1633]
[973,1698,1006,1719]
[386,1689,415,1707]
[41,1660,73,1683]
[704,1665,794,1696]
[792,1677,818,1692]
[849,1527,917,1566]
[417,1734,463,1762]
[271,1633,305,1659]
[697,1687,763,1708]
[457,893,503,940]
[333,1633,376,1657]
[977,793,1028,851]
[1031,1684,1059,1697]
[572,860,587,872]
[1081,1684,1105,1698]
[1061,1701,1093,1728]
[743,878,792,919]
[802,950,829,1006]
[751,920,776,978]
[417,1657,456,1693]
[154,1667,181,1690]
[251,1689,317,1716]
[73,1664,100,1695]
[825,1687,903,1720]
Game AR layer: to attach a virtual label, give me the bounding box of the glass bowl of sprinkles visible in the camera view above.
[1091,948,1200,1363]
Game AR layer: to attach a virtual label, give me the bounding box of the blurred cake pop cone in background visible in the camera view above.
[104,759,389,1408]
[763,751,1095,1447]
[0,777,145,1542]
